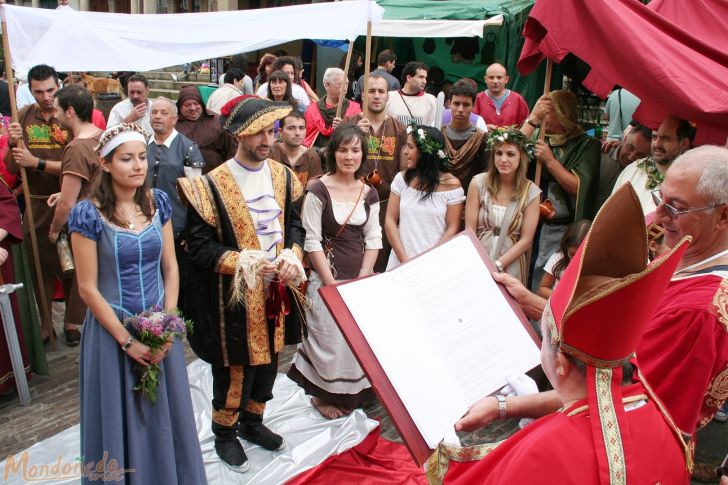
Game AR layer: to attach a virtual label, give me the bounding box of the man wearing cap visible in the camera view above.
[178,96,306,472]
[457,146,728,448]
[430,185,690,484]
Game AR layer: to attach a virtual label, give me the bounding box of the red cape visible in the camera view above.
[444,382,688,485]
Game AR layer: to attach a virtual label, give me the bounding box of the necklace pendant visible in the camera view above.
[129,222,135,230]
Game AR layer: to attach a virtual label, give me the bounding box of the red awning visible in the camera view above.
[517,0,728,145]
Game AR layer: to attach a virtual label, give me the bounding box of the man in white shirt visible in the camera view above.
[207,68,246,115]
[385,61,437,127]
[107,73,153,134]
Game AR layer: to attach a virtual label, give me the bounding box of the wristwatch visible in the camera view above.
[494,260,504,273]
[121,335,135,352]
[526,118,541,128]
[495,395,508,419]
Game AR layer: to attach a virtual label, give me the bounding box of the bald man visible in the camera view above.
[147,97,204,313]
[473,63,530,130]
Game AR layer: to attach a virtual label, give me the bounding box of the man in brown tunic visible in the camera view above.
[268,110,322,188]
[5,64,82,346]
[441,79,488,191]
[347,74,407,271]
[48,85,104,345]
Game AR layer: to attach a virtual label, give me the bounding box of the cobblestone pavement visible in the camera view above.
[1,304,725,483]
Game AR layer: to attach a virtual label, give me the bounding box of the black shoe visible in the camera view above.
[64,328,81,347]
[214,439,249,473]
[238,422,285,451]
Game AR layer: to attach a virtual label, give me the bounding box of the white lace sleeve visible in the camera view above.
[363,201,383,250]
[302,192,324,253]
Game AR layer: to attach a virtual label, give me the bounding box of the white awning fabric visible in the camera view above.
[1,1,385,72]
[372,16,503,38]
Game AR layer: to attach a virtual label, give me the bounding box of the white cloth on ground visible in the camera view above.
[0,360,378,485]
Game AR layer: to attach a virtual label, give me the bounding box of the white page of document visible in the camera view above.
[337,234,541,448]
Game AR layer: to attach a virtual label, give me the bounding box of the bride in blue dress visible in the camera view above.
[68,124,207,484]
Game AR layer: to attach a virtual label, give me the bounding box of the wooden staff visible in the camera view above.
[362,20,373,120]
[2,21,56,349]
[335,40,355,120]
[533,59,553,188]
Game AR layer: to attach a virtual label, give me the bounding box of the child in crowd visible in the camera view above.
[537,219,591,298]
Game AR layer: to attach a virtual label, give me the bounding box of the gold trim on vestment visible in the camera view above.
[270,161,289,353]
[704,366,728,417]
[291,243,303,261]
[565,394,648,417]
[208,164,272,366]
[711,278,728,333]
[216,250,239,275]
[177,176,217,226]
[595,367,626,485]
[212,365,244,427]
[425,440,504,485]
[244,399,266,415]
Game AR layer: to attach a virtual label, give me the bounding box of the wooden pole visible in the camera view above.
[2,21,56,349]
[534,59,553,188]
[335,41,354,120]
[362,20,372,120]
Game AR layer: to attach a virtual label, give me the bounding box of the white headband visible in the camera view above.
[98,130,148,157]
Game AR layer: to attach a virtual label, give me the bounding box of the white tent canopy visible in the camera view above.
[372,17,503,38]
[1,1,499,73]
[1,1,385,72]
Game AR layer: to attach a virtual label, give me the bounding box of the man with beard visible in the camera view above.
[5,64,78,345]
[178,96,306,473]
[304,67,361,149]
[346,73,407,271]
[595,123,652,209]
[176,84,236,173]
[107,73,153,134]
[612,115,693,214]
[269,110,322,187]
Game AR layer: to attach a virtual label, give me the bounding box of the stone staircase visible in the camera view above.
[145,65,218,101]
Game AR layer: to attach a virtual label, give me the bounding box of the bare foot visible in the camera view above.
[311,397,344,420]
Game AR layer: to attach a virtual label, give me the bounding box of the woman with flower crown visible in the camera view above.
[68,123,207,484]
[464,127,541,284]
[385,124,465,269]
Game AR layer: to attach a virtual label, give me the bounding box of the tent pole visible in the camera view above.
[534,59,553,188]
[336,41,354,120]
[362,19,372,120]
[1,21,56,349]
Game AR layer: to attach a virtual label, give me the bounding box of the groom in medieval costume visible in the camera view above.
[429,184,691,484]
[178,96,306,472]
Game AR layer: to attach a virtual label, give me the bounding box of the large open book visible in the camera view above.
[319,231,541,466]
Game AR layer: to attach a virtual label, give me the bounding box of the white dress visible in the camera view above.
[386,172,466,269]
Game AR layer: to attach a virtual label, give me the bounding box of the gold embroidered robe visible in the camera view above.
[178,159,304,366]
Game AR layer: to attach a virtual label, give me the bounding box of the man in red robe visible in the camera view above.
[432,184,690,484]
[304,67,361,149]
[455,145,728,447]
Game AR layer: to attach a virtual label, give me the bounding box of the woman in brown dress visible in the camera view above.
[288,124,382,419]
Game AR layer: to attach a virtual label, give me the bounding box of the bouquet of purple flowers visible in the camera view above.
[124,305,192,404]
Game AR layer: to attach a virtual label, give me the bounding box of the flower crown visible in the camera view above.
[485,126,532,150]
[406,122,448,161]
